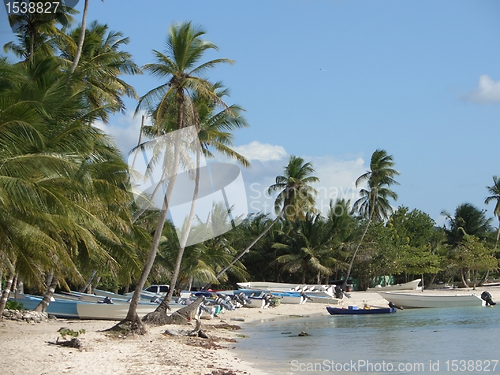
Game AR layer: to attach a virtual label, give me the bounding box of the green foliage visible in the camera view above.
[58,328,86,340]
[5,300,24,310]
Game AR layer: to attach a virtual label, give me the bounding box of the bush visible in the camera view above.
[5,300,24,310]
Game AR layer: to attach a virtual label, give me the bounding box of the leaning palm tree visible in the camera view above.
[59,21,141,122]
[485,175,500,250]
[343,149,399,289]
[214,156,319,280]
[122,22,234,330]
[140,84,249,324]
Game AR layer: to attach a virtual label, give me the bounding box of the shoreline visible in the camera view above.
[1,287,499,374]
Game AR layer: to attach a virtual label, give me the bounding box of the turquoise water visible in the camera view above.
[234,306,500,374]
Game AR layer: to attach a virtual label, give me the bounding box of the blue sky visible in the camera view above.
[1,0,499,226]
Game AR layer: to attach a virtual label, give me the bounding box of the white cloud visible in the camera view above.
[233,141,288,162]
[93,110,148,159]
[240,149,367,216]
[464,75,500,104]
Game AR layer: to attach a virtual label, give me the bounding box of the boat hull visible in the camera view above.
[379,292,485,308]
[367,279,421,291]
[326,306,397,315]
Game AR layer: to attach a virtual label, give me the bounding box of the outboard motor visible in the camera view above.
[481,291,496,306]
[389,301,403,310]
[334,286,344,299]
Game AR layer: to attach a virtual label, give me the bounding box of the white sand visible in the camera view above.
[1,286,499,374]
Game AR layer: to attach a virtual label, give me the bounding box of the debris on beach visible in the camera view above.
[2,309,49,323]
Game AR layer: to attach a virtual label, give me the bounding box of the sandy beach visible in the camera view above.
[1,287,499,375]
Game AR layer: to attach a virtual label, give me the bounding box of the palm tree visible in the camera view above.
[122,22,234,329]
[485,175,500,250]
[4,4,76,59]
[442,203,493,287]
[344,149,399,289]
[442,203,492,246]
[140,84,249,323]
[214,156,319,280]
[274,213,334,284]
[0,55,137,314]
[59,21,141,122]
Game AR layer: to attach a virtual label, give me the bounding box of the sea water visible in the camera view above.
[234,306,500,374]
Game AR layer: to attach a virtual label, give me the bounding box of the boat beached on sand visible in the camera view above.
[367,279,421,291]
[379,291,485,308]
[8,293,178,320]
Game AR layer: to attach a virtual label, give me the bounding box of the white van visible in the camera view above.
[144,285,169,295]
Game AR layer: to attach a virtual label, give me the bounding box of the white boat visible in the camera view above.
[305,295,342,305]
[367,279,422,291]
[237,282,335,295]
[237,282,302,292]
[379,292,485,308]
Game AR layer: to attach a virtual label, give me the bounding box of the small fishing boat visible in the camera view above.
[326,306,397,315]
[8,294,179,320]
[367,279,422,291]
[379,292,485,308]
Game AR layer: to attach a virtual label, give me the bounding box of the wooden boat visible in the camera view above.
[8,294,179,320]
[379,292,485,308]
[326,306,397,315]
[367,279,422,291]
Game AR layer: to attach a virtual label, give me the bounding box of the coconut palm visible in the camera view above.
[59,21,141,122]
[344,149,399,289]
[274,213,334,284]
[140,84,249,323]
[214,156,319,280]
[442,203,492,247]
[4,3,76,59]
[122,22,234,329]
[0,55,137,314]
[485,175,500,250]
[442,203,493,287]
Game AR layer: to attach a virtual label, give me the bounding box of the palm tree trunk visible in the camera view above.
[342,216,372,290]
[69,0,89,74]
[342,191,377,290]
[34,274,58,312]
[0,271,15,315]
[16,276,24,294]
[156,144,201,310]
[79,269,97,293]
[212,209,284,282]
[460,268,469,288]
[29,34,34,60]
[124,130,183,321]
[495,222,500,251]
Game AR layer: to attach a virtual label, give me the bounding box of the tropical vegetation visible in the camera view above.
[1,7,499,327]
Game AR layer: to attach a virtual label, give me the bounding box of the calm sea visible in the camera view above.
[233,306,500,374]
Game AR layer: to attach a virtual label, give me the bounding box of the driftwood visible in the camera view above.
[47,337,82,349]
[143,296,205,326]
